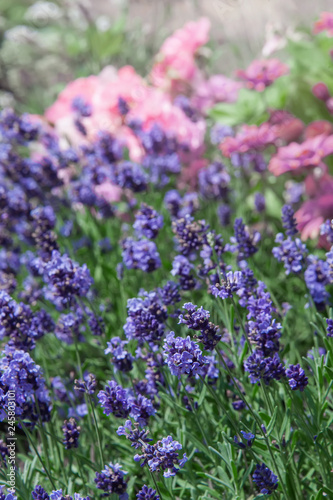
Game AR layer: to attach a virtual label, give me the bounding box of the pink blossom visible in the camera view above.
[313,12,333,37]
[268,109,304,143]
[236,59,289,92]
[150,18,210,93]
[296,171,333,241]
[220,123,277,157]
[192,75,242,112]
[94,182,122,203]
[268,134,333,176]
[304,120,333,139]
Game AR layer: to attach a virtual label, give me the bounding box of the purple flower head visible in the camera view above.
[211,271,243,299]
[124,293,166,344]
[122,238,161,273]
[105,337,133,372]
[133,204,163,239]
[163,332,207,378]
[171,256,196,291]
[304,256,330,305]
[252,463,278,495]
[43,251,93,309]
[55,310,85,345]
[117,420,153,449]
[0,108,39,144]
[136,485,159,500]
[98,380,130,418]
[210,124,234,144]
[157,281,181,306]
[0,346,52,425]
[198,162,230,201]
[130,394,156,426]
[321,219,333,244]
[178,303,221,350]
[234,431,255,449]
[71,96,92,117]
[134,435,187,478]
[284,180,304,205]
[116,161,148,192]
[281,204,298,237]
[118,96,130,116]
[94,463,128,499]
[272,234,307,275]
[217,204,231,227]
[254,193,265,213]
[74,373,97,395]
[62,418,80,449]
[326,318,333,337]
[229,218,260,260]
[286,364,308,391]
[32,485,49,500]
[172,215,208,256]
[244,351,285,385]
[164,190,199,219]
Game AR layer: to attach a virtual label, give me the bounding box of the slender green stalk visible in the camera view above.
[148,469,163,500]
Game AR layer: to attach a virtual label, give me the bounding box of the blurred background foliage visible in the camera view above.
[1,0,333,116]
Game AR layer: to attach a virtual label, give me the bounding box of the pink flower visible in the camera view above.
[192,75,242,112]
[313,12,333,37]
[296,171,333,241]
[94,182,122,203]
[236,59,289,92]
[150,18,210,93]
[220,123,277,157]
[304,120,333,139]
[268,134,333,176]
[268,109,304,143]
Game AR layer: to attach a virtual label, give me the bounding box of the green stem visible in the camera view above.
[20,420,57,490]
[148,469,163,500]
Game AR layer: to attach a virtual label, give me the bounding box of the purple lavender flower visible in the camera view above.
[122,238,161,273]
[134,435,187,478]
[285,180,304,205]
[74,373,97,395]
[94,463,128,499]
[210,124,234,144]
[171,256,196,291]
[118,96,130,116]
[248,317,281,357]
[124,294,166,344]
[0,108,39,144]
[252,463,278,496]
[321,219,333,244]
[116,161,148,192]
[217,204,231,227]
[32,485,49,500]
[50,490,90,500]
[244,351,285,385]
[326,318,333,337]
[164,190,199,219]
[211,271,243,299]
[157,281,181,306]
[286,364,308,391]
[178,303,221,350]
[234,431,255,449]
[43,251,93,309]
[105,337,133,372]
[198,162,230,201]
[163,332,207,378]
[71,96,92,117]
[133,204,163,239]
[0,346,52,425]
[117,420,153,449]
[172,215,208,256]
[136,485,159,500]
[62,418,80,449]
[98,380,130,418]
[281,204,298,236]
[304,256,330,305]
[130,394,156,426]
[55,310,85,344]
[254,193,265,213]
[229,218,260,260]
[272,234,307,274]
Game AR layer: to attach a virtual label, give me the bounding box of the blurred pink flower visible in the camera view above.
[296,171,333,240]
[192,75,242,112]
[150,18,210,93]
[313,12,333,37]
[268,134,333,176]
[304,120,333,139]
[94,182,122,203]
[268,109,304,143]
[220,123,277,157]
[236,59,289,92]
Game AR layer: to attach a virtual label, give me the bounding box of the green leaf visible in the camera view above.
[266,406,278,436]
